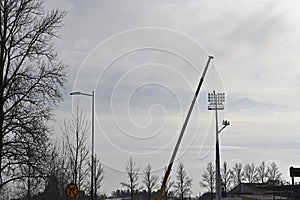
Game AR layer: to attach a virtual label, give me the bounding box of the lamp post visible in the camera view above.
[70,91,95,200]
[208,91,230,200]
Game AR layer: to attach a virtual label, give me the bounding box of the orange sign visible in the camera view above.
[66,183,78,199]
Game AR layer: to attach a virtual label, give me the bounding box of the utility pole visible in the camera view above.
[208,91,230,200]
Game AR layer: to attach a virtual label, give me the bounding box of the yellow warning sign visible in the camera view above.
[66,183,78,199]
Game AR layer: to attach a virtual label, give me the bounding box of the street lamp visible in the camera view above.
[70,91,95,200]
[208,91,230,200]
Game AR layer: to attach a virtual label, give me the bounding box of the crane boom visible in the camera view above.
[157,55,214,200]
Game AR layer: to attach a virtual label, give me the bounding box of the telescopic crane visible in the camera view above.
[157,55,214,200]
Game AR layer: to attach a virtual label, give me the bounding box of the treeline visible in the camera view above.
[200,161,283,195]
[112,159,192,200]
[0,105,104,199]
[109,159,283,200]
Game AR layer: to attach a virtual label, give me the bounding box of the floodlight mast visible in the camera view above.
[157,55,214,200]
[208,91,230,200]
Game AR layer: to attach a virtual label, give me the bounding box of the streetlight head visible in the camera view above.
[70,91,82,96]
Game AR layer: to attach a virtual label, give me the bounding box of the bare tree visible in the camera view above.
[174,162,192,200]
[243,163,257,183]
[94,155,104,198]
[256,161,268,183]
[161,167,174,200]
[200,162,215,199]
[142,164,158,200]
[0,0,66,194]
[14,142,47,199]
[121,157,140,200]
[221,161,232,193]
[231,163,244,187]
[62,105,90,192]
[267,161,282,182]
[43,143,68,200]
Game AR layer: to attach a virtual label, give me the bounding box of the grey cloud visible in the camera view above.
[227,93,288,114]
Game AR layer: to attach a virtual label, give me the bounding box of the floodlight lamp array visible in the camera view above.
[208,92,225,110]
[208,92,225,102]
[217,93,225,102]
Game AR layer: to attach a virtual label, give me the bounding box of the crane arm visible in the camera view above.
[157,55,214,200]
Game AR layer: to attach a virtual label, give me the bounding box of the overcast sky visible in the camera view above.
[45,0,300,196]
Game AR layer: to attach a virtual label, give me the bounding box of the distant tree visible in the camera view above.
[43,144,67,200]
[13,141,47,199]
[43,173,61,200]
[200,162,215,200]
[267,162,282,182]
[62,105,90,192]
[111,189,130,198]
[221,161,232,193]
[231,163,244,187]
[94,155,104,198]
[256,161,268,183]
[142,164,158,200]
[161,167,175,200]
[0,0,67,195]
[174,162,192,200]
[243,163,257,183]
[121,158,140,200]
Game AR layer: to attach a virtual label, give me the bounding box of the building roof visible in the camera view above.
[227,182,300,199]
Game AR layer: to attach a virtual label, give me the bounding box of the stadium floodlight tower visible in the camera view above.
[208,91,230,200]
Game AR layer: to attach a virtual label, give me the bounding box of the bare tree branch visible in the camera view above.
[174,162,192,200]
[121,157,140,200]
[0,0,67,194]
[200,162,215,198]
[62,104,90,192]
[143,163,158,200]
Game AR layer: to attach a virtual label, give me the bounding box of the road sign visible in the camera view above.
[66,183,78,199]
[290,167,300,177]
